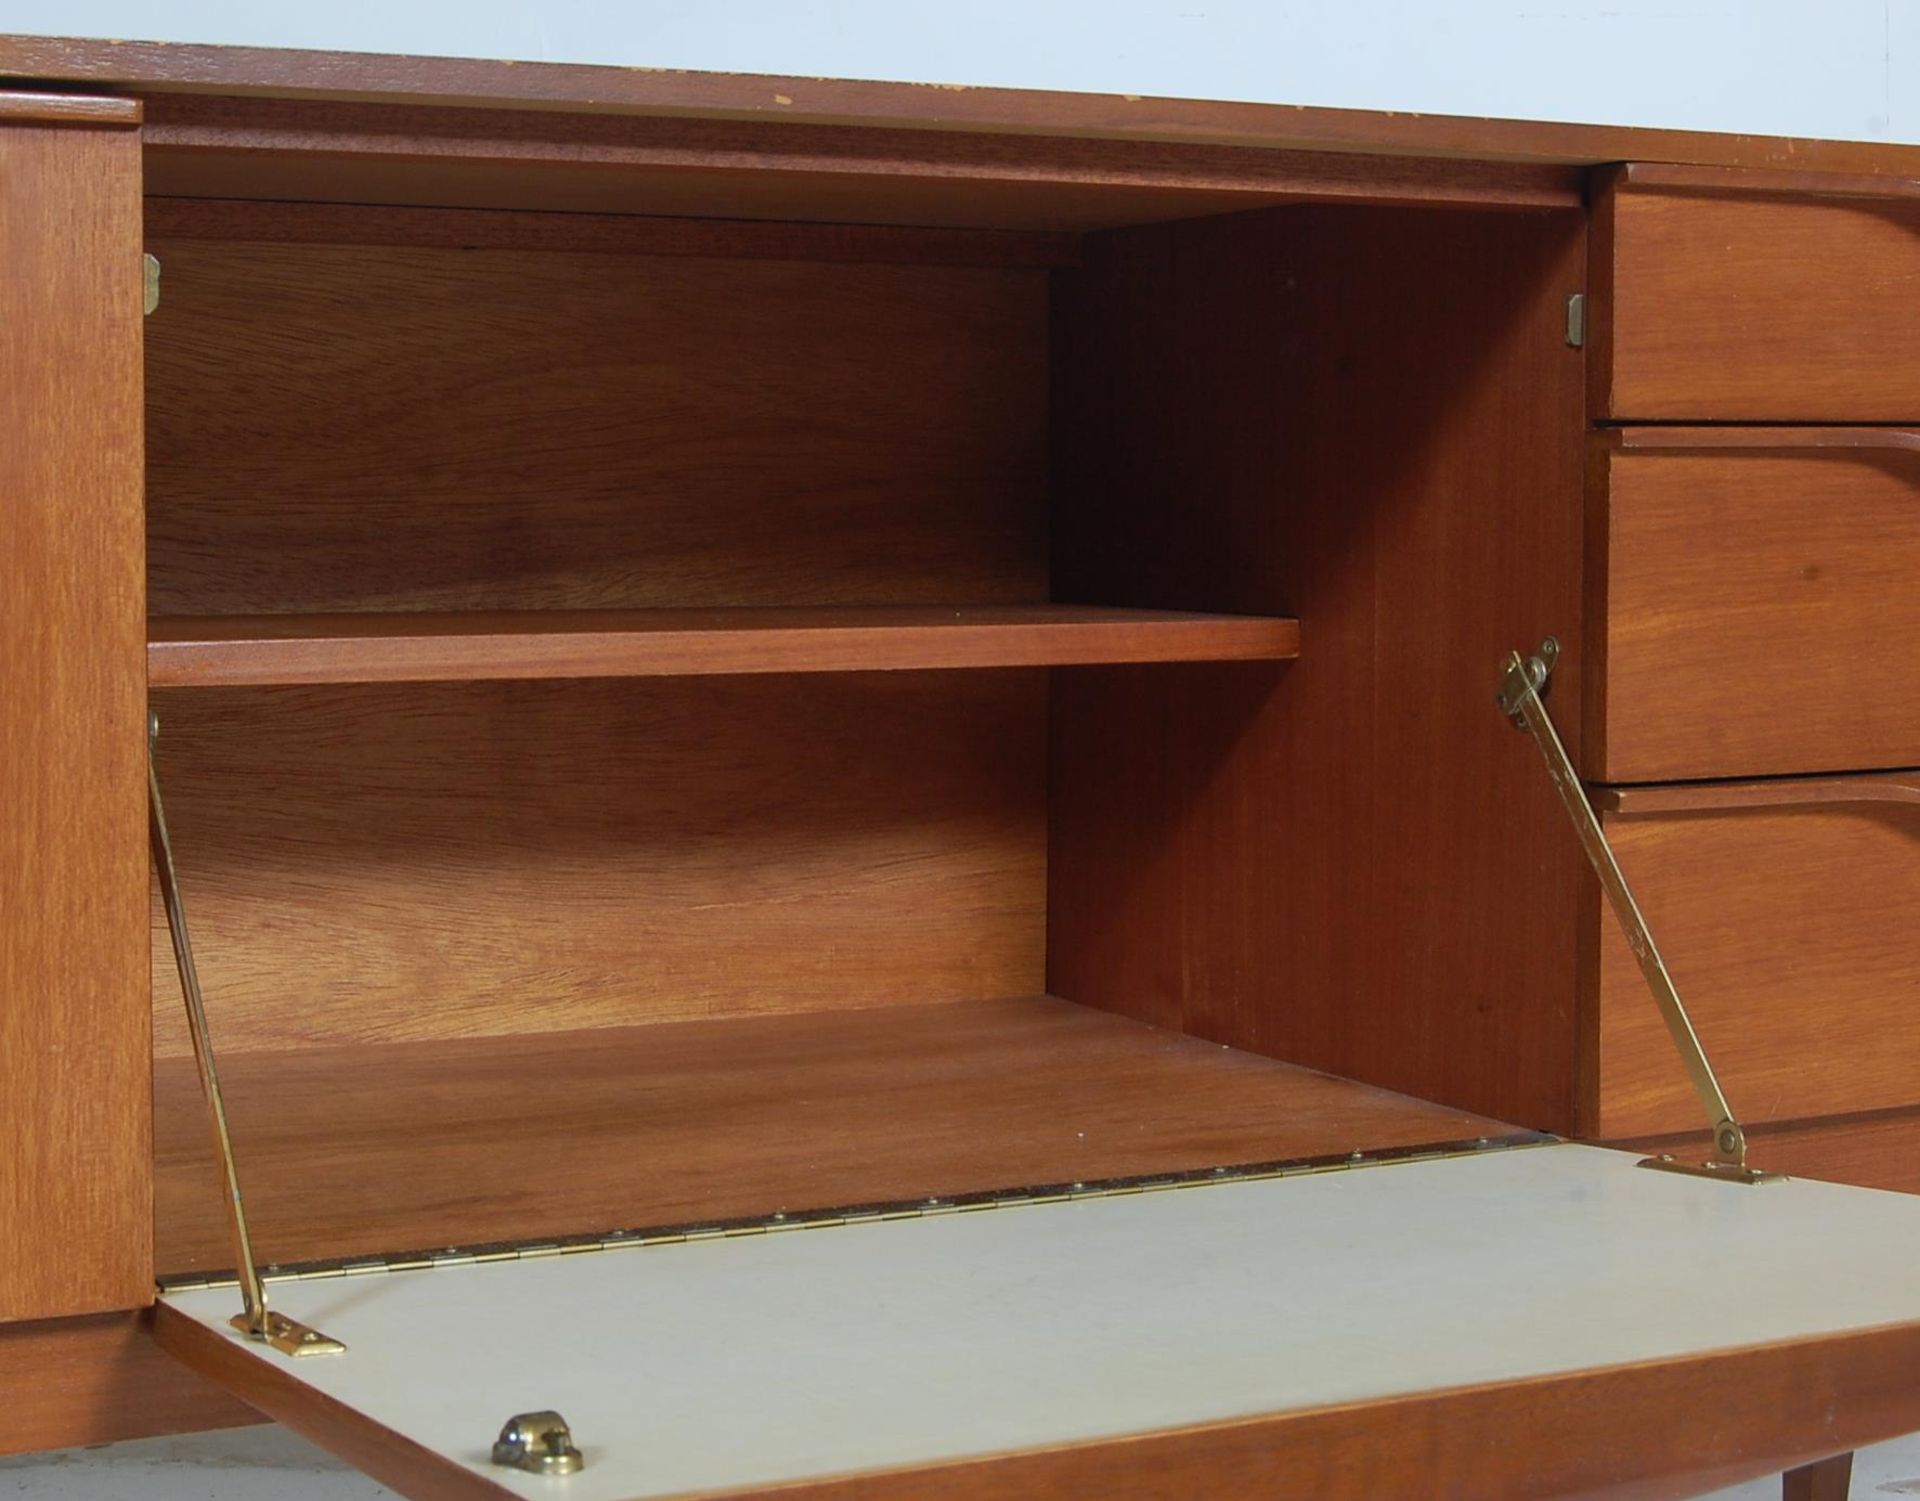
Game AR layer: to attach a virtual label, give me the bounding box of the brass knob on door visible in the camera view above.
[492,1410,585,1476]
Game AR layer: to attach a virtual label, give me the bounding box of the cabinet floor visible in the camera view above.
[0,1424,1915,1499]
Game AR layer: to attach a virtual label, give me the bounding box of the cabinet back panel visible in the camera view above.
[145,238,1048,614]
[149,674,1045,1057]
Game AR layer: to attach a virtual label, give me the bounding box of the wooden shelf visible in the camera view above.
[154,995,1506,1276]
[147,606,1300,687]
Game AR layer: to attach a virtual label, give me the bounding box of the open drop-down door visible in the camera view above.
[153,1146,1920,1501]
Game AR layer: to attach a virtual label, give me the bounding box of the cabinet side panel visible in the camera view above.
[1050,204,1588,1130]
[0,1314,259,1456]
[0,118,150,1319]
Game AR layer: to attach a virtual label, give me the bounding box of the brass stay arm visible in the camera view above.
[149,712,346,1355]
[1496,641,1778,1185]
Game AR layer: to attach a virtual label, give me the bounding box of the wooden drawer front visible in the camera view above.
[1594,781,1920,1138]
[1595,429,1920,782]
[1595,164,1920,421]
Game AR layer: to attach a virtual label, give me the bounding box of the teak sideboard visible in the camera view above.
[2,33,1919,1501]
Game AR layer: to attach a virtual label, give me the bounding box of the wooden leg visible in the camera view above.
[1783,1452,1853,1501]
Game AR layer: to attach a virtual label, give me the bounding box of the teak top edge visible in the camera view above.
[6,32,1920,177]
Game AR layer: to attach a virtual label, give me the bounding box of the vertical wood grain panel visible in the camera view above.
[0,109,150,1321]
[1050,204,1589,1131]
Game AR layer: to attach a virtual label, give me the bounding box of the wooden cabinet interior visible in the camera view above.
[153,997,1511,1276]
[3,44,1920,1495]
[140,184,1588,1284]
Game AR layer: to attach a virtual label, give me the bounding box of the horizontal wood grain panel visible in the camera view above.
[146,240,1047,615]
[148,607,1299,686]
[1593,431,1920,781]
[148,674,1044,1057]
[1751,1111,1920,1196]
[145,196,1082,266]
[1594,797,1920,1136]
[1595,167,1920,420]
[152,996,1507,1275]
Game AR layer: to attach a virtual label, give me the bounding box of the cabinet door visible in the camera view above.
[155,1144,1920,1501]
[0,93,149,1320]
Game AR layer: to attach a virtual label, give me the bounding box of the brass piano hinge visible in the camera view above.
[1497,639,1782,1186]
[143,253,159,315]
[156,1131,1557,1296]
[150,712,347,1356]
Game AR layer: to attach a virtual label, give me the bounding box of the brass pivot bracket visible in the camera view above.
[1496,641,1781,1186]
[149,712,348,1356]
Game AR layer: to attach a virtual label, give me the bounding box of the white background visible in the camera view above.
[1,0,1914,144]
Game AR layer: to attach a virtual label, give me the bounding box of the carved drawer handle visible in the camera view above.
[1613,428,1920,456]
[1599,775,1920,819]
